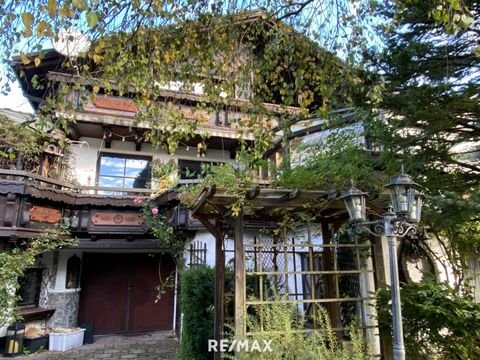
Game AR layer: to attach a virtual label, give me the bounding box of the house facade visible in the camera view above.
[0,34,298,339]
[1,16,460,360]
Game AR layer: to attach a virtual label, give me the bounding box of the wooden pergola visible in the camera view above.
[186,185,386,358]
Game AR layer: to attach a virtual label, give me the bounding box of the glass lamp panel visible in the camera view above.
[391,185,408,214]
[344,195,366,222]
[406,187,416,214]
[409,193,423,222]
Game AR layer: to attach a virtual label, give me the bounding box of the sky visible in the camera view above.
[0,64,34,114]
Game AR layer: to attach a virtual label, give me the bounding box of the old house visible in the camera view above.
[0,10,443,359]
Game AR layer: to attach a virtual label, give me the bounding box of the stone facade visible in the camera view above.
[47,291,80,328]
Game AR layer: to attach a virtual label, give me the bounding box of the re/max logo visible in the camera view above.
[208,339,273,352]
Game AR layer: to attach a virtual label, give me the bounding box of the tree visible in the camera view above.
[363,0,479,281]
[0,1,372,162]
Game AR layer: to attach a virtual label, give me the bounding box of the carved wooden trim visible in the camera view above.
[4,193,17,227]
[91,212,143,226]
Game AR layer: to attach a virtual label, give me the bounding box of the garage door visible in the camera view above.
[78,253,175,334]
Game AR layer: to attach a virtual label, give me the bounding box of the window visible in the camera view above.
[17,268,44,307]
[178,159,220,180]
[98,154,151,189]
[65,255,81,289]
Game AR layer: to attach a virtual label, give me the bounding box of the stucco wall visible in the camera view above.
[70,137,235,187]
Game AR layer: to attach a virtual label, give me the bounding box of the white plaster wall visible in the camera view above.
[424,236,457,286]
[184,231,216,267]
[70,137,235,187]
[381,236,392,286]
[377,233,458,288]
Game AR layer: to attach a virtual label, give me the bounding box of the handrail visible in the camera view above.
[79,186,152,194]
[0,169,79,189]
[0,169,153,195]
[0,168,273,195]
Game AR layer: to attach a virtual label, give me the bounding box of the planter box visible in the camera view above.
[49,328,85,352]
[24,335,49,353]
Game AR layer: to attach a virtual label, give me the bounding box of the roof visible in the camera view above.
[184,184,387,225]
[0,108,34,123]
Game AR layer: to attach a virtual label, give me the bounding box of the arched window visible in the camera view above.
[65,255,81,289]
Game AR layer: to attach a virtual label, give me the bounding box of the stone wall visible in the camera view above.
[47,291,80,328]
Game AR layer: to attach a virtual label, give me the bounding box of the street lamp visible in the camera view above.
[341,169,422,360]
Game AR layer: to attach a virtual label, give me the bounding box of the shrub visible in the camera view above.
[376,279,480,359]
[179,266,215,360]
[232,300,373,360]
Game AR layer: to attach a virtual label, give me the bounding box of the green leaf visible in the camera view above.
[72,0,87,10]
[86,12,99,28]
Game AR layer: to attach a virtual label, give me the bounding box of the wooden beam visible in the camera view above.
[246,186,261,200]
[321,221,342,338]
[209,195,332,209]
[193,213,226,360]
[191,185,216,215]
[103,126,112,148]
[280,188,301,201]
[194,214,223,243]
[234,210,246,338]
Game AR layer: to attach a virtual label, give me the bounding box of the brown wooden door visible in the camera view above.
[78,253,175,334]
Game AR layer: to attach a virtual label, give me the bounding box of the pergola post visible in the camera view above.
[234,210,246,338]
[192,211,225,360]
[321,221,342,337]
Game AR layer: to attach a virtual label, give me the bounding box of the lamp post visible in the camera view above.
[341,170,423,360]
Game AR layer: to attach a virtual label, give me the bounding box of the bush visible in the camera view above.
[179,266,215,360]
[376,279,480,359]
[232,300,373,360]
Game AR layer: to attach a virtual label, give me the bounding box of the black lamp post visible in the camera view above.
[4,322,25,357]
[341,169,423,360]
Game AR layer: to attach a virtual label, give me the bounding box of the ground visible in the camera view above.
[17,331,178,360]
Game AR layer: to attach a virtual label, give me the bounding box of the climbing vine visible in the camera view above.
[177,163,253,217]
[0,225,76,327]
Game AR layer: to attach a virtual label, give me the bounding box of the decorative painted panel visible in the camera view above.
[29,206,62,224]
[91,212,143,226]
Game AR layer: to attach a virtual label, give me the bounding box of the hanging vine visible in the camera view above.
[0,226,76,327]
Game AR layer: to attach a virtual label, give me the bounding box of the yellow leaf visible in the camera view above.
[21,12,34,27]
[20,53,31,65]
[36,21,52,36]
[47,0,57,18]
[23,28,32,37]
[93,54,103,63]
[34,57,41,67]
[59,5,74,18]
[93,86,100,93]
